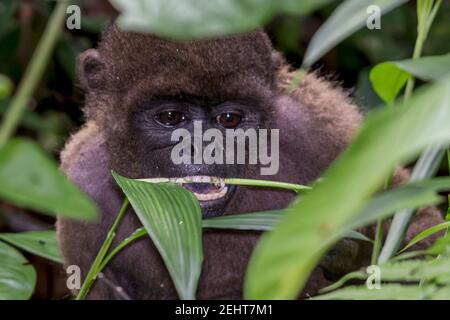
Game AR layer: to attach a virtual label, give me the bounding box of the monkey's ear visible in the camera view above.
[78,49,107,91]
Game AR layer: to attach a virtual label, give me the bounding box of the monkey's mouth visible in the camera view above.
[168,176,229,202]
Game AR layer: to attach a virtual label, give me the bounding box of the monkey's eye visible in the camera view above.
[156,111,186,127]
[216,112,242,128]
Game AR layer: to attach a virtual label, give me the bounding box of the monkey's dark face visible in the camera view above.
[122,95,268,217]
[80,27,279,217]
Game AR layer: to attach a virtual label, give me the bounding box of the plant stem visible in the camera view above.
[378,0,442,265]
[76,199,129,300]
[403,0,442,102]
[139,177,311,194]
[0,1,69,147]
[224,178,311,194]
[98,227,146,272]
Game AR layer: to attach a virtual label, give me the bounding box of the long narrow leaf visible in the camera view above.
[379,145,444,263]
[302,0,408,67]
[203,211,283,231]
[349,177,450,231]
[400,221,450,253]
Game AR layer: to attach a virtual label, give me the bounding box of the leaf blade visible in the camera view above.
[0,231,62,264]
[112,172,203,300]
[0,241,36,300]
[0,138,98,220]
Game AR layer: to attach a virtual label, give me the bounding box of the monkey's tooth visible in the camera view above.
[193,186,228,201]
[204,176,212,183]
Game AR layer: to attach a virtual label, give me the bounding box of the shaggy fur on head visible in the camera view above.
[81,26,278,126]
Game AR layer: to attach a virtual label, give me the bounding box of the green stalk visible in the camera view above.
[98,227,146,273]
[403,0,442,102]
[0,1,69,147]
[378,0,443,264]
[371,219,384,265]
[224,178,311,194]
[76,199,129,300]
[139,177,311,194]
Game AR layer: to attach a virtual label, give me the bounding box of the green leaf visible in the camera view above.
[400,221,450,253]
[112,172,203,300]
[302,0,408,68]
[280,0,335,15]
[0,231,62,263]
[244,76,450,299]
[0,241,36,300]
[430,286,450,300]
[344,230,373,243]
[349,177,450,231]
[322,256,450,296]
[0,138,98,220]
[0,74,13,99]
[369,63,411,104]
[370,53,450,103]
[315,284,427,300]
[110,0,334,40]
[388,53,450,81]
[203,210,283,231]
[379,145,444,263]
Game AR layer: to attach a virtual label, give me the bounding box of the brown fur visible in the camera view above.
[57,28,443,299]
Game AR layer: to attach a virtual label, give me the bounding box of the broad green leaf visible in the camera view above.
[0,241,36,300]
[113,172,203,300]
[0,74,13,99]
[302,0,408,67]
[369,63,411,104]
[315,284,427,300]
[244,76,450,299]
[370,53,450,103]
[400,221,450,253]
[110,0,275,39]
[0,231,62,263]
[0,139,98,220]
[110,0,334,40]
